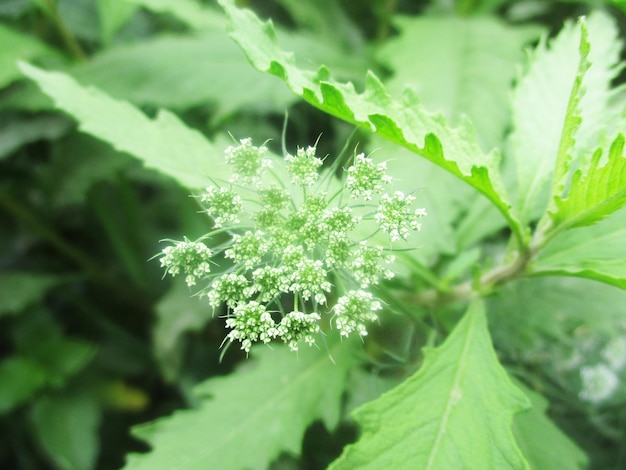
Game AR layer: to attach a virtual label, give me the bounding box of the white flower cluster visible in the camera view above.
[159,139,426,354]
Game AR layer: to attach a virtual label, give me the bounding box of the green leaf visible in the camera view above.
[531,207,626,289]
[124,342,355,470]
[127,0,225,30]
[153,282,214,382]
[329,299,530,470]
[513,382,588,470]
[71,32,296,120]
[548,133,626,231]
[219,0,526,245]
[0,357,47,414]
[0,272,61,316]
[0,111,72,159]
[0,23,60,89]
[31,391,101,470]
[378,15,541,150]
[19,62,226,190]
[97,0,137,44]
[510,12,623,223]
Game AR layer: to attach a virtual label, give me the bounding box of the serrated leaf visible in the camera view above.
[512,382,588,469]
[549,134,626,231]
[531,207,626,289]
[0,272,61,317]
[219,0,526,245]
[19,62,226,190]
[511,12,623,223]
[124,342,355,470]
[378,15,541,150]
[0,23,60,89]
[329,299,530,470]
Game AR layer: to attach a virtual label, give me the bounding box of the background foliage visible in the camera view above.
[1,0,626,469]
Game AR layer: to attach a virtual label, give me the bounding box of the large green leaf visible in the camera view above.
[0,23,60,89]
[378,15,541,150]
[531,207,626,289]
[127,0,225,30]
[329,299,530,470]
[124,342,355,469]
[513,382,588,469]
[548,133,626,232]
[510,12,623,223]
[219,0,525,245]
[19,62,226,190]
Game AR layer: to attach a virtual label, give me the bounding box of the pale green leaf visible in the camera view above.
[0,23,60,89]
[124,342,355,470]
[0,357,46,414]
[153,282,213,382]
[71,32,296,120]
[511,12,623,223]
[378,15,541,150]
[31,391,101,470]
[0,272,61,316]
[19,62,226,190]
[549,133,626,231]
[219,0,525,245]
[531,207,626,289]
[513,382,588,469]
[329,299,530,470]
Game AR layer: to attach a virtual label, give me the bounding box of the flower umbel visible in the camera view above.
[159,139,426,354]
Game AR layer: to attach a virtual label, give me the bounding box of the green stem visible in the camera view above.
[44,0,87,61]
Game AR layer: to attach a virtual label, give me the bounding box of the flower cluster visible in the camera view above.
[159,139,426,354]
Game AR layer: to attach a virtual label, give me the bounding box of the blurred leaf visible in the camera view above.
[71,31,296,120]
[488,277,626,362]
[513,382,588,469]
[329,299,530,470]
[0,272,60,316]
[97,0,137,44]
[20,62,226,190]
[44,132,134,206]
[31,391,101,470]
[378,14,541,150]
[549,133,626,231]
[124,341,356,469]
[154,281,213,382]
[28,337,97,387]
[0,23,60,89]
[220,0,525,245]
[57,0,100,42]
[532,207,626,289]
[510,12,623,223]
[127,0,225,30]
[0,111,71,158]
[0,357,46,414]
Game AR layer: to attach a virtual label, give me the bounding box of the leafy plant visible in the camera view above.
[2,0,626,469]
